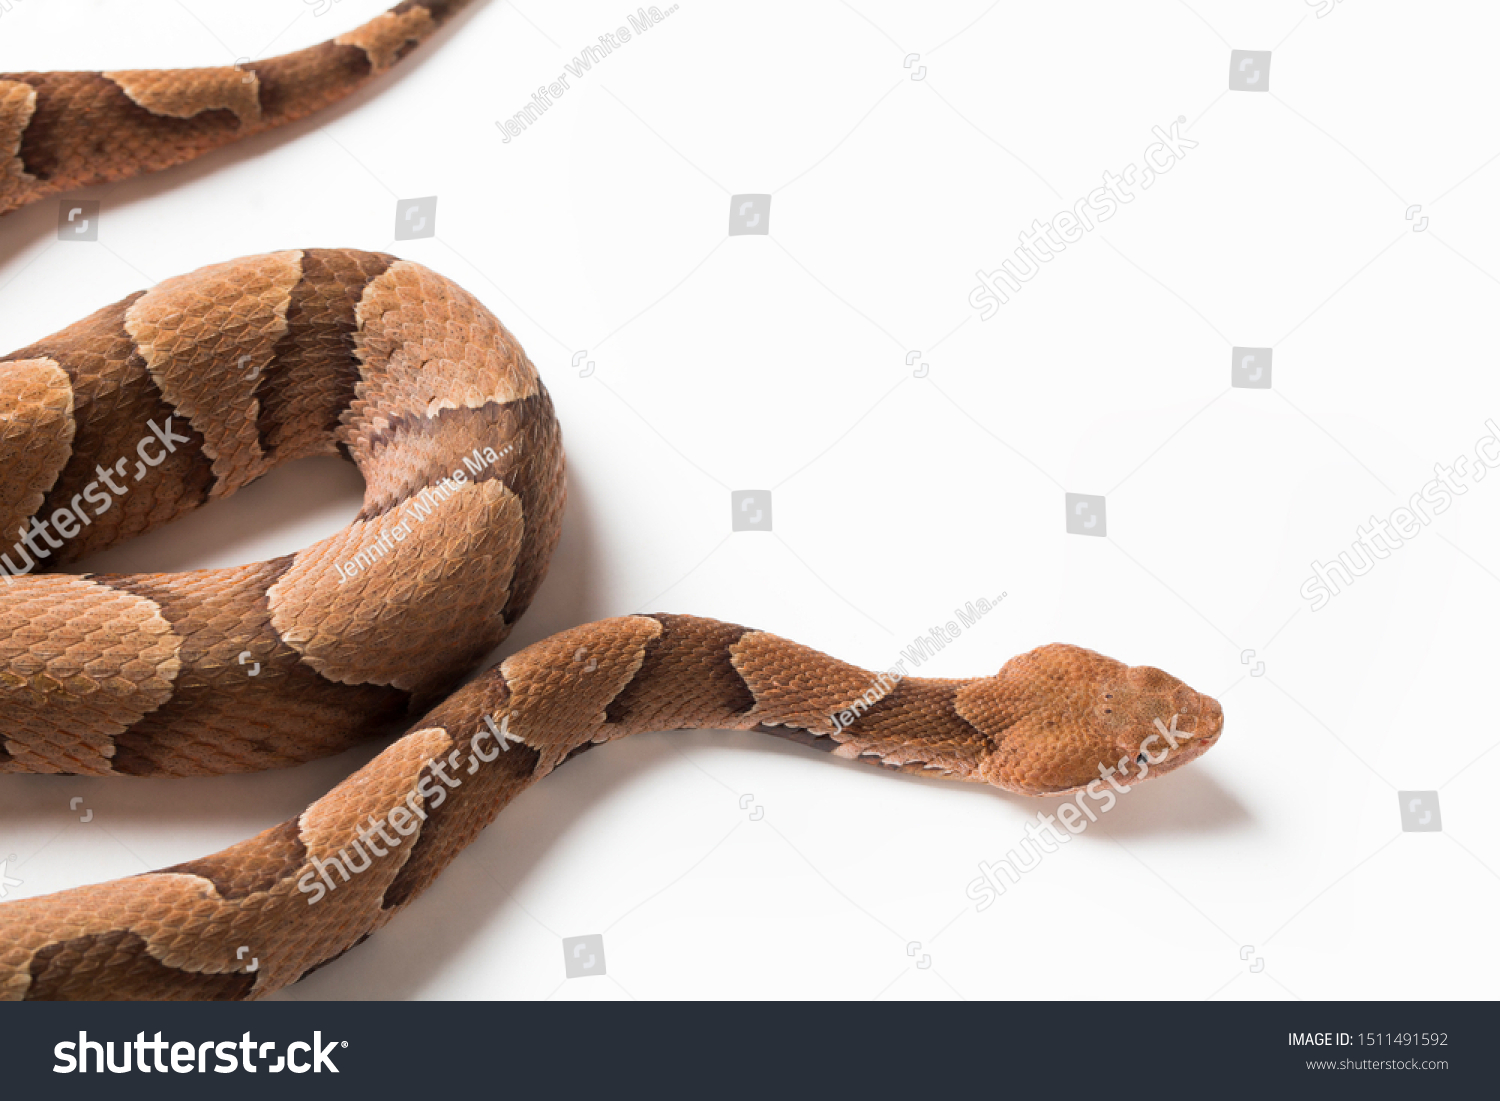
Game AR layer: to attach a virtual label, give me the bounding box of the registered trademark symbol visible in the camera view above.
[1177,115,1185,123]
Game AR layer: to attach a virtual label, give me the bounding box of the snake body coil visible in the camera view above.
[0,6,1224,1000]
[1,1,472,218]
[0,249,563,777]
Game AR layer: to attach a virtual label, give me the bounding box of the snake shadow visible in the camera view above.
[279,702,1251,999]
[5,442,1248,997]
[670,729,1253,844]
[0,0,490,273]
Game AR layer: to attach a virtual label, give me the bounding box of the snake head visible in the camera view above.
[965,643,1223,796]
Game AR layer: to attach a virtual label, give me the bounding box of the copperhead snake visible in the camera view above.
[0,2,1225,1000]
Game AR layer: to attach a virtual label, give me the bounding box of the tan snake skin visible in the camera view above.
[1,1,472,217]
[0,248,1224,998]
[0,7,1225,1000]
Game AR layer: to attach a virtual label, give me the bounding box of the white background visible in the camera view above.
[1,0,1497,1000]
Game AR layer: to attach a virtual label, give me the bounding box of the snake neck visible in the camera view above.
[472,614,998,785]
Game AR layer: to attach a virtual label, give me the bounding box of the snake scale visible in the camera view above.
[0,2,1224,999]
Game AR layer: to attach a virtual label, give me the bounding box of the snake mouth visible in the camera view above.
[1141,693,1223,775]
[1180,693,1224,742]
